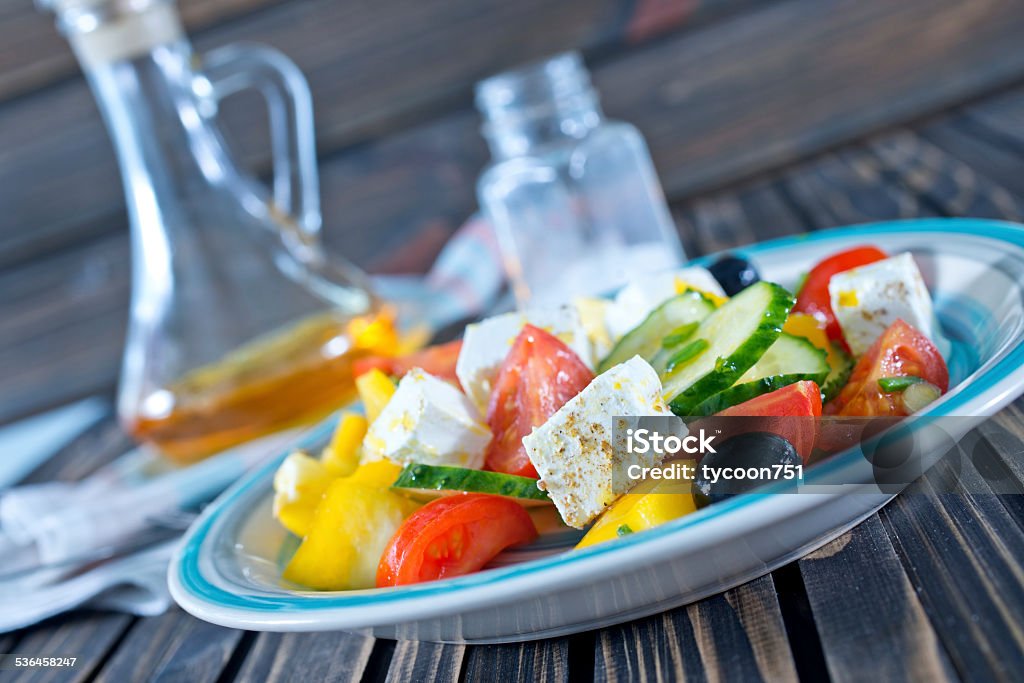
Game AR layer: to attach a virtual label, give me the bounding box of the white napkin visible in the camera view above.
[0,428,305,567]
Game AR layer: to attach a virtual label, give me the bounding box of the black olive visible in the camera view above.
[708,254,760,296]
[692,431,800,507]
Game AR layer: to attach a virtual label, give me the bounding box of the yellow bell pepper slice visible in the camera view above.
[784,313,845,369]
[272,451,335,538]
[675,278,728,307]
[576,462,698,549]
[356,368,396,424]
[282,478,419,590]
[347,459,403,488]
[574,296,614,359]
[320,412,367,476]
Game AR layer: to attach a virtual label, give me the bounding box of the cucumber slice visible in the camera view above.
[663,282,795,415]
[391,464,551,506]
[690,334,828,415]
[598,291,716,373]
[734,333,827,382]
[821,342,854,403]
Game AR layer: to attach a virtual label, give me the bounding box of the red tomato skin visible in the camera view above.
[376,494,538,587]
[353,339,463,386]
[715,380,822,462]
[793,246,887,349]
[484,325,594,478]
[828,319,948,417]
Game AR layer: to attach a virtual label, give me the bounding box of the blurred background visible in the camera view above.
[3,0,1024,427]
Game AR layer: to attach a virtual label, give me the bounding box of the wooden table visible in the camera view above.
[6,86,1024,681]
[5,1,1024,679]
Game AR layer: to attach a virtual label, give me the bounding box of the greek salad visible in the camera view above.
[272,246,949,590]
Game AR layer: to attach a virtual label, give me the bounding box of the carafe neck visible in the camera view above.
[71,9,233,196]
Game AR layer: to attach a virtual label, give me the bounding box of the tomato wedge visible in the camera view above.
[715,380,822,462]
[376,493,537,587]
[828,319,947,417]
[484,325,594,478]
[354,339,463,386]
[793,246,887,350]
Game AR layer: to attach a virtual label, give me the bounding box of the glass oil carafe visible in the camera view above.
[41,0,396,463]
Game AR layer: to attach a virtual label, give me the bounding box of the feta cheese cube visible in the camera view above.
[606,267,726,340]
[523,356,671,528]
[828,253,935,356]
[363,368,491,469]
[455,306,592,412]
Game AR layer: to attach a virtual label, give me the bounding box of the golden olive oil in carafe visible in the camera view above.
[124,309,400,464]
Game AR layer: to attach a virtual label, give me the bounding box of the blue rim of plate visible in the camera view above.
[172,218,1024,614]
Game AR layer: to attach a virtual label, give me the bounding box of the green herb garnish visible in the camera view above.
[661,322,700,349]
[665,339,710,373]
[616,524,634,537]
[878,376,924,392]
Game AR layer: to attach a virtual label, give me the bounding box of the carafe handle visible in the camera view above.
[199,42,322,238]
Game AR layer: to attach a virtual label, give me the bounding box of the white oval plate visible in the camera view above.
[169,219,1024,642]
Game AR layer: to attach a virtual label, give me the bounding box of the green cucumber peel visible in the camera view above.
[598,291,714,373]
[821,342,855,402]
[664,282,796,415]
[691,372,828,416]
[391,463,550,503]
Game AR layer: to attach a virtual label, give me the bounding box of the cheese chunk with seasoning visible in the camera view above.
[828,253,935,356]
[605,266,726,340]
[523,356,671,528]
[362,368,492,469]
[455,306,592,412]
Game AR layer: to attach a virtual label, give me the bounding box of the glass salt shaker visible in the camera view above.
[475,51,685,308]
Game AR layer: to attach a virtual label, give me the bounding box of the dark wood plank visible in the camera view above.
[960,88,1024,148]
[231,631,373,683]
[0,0,287,103]
[92,608,241,683]
[866,130,1024,221]
[595,608,705,683]
[689,575,799,683]
[7,0,1024,274]
[384,641,463,683]
[0,0,754,106]
[0,0,758,270]
[0,232,128,425]
[5,611,133,683]
[680,175,809,257]
[917,114,1024,199]
[463,639,568,682]
[782,149,941,229]
[264,0,1024,213]
[878,449,1024,683]
[977,400,1024,489]
[306,0,1024,267]
[594,576,797,683]
[798,515,957,683]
